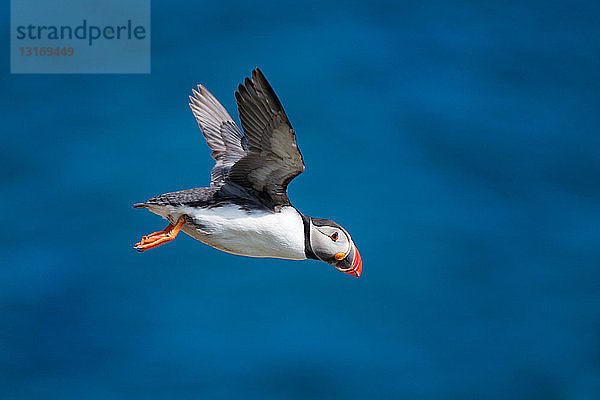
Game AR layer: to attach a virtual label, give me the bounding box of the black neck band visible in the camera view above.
[301,213,319,260]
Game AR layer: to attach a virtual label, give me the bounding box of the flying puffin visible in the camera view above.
[133,68,362,277]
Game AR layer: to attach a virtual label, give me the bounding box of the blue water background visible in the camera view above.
[2,1,600,399]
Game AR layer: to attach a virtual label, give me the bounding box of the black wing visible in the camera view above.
[189,84,247,186]
[229,68,305,208]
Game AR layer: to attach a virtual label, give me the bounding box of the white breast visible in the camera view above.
[148,204,307,260]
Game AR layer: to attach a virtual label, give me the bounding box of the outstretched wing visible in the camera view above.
[229,68,305,208]
[189,84,247,186]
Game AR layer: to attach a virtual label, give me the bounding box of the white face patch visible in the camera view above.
[309,223,351,262]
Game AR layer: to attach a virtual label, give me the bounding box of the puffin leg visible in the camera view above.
[134,216,186,252]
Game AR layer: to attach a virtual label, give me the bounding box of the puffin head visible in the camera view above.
[307,217,362,278]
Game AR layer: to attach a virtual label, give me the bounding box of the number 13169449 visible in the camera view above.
[19,47,74,56]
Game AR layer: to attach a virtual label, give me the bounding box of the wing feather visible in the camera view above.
[188,69,305,209]
[189,84,246,185]
[229,68,305,208]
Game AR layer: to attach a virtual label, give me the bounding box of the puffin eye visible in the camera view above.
[331,232,339,242]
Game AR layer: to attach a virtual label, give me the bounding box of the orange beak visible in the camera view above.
[335,243,362,278]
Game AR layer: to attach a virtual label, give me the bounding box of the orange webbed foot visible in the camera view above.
[134,217,185,252]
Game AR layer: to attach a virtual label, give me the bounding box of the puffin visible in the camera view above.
[133,68,362,277]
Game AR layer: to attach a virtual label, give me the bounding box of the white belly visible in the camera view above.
[147,204,307,260]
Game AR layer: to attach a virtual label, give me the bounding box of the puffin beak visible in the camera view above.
[334,243,362,278]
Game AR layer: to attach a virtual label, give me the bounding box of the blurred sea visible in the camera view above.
[1,1,600,399]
